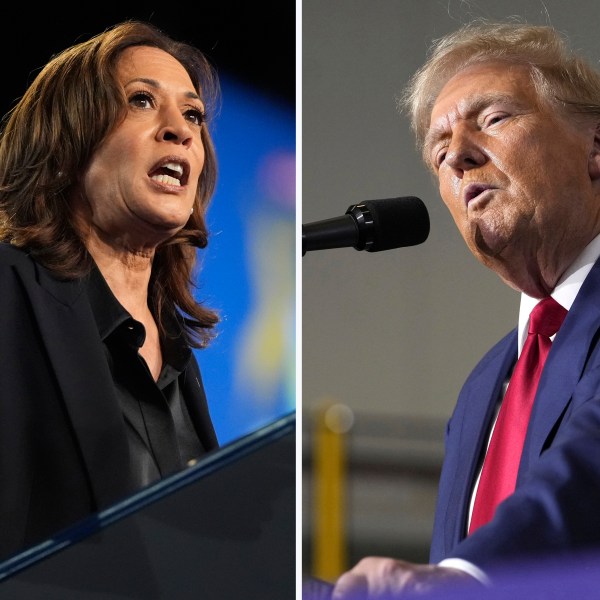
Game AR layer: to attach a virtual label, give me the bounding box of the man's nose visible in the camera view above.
[444,130,487,175]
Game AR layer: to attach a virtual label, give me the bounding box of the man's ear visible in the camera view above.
[588,122,600,181]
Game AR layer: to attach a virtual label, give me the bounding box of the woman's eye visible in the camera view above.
[185,108,206,126]
[129,91,154,109]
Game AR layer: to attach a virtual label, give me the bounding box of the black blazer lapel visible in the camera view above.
[19,263,134,507]
[181,353,219,451]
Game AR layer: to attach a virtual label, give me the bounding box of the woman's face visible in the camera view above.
[77,45,206,251]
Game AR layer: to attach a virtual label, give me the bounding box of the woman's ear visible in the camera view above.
[588,122,600,181]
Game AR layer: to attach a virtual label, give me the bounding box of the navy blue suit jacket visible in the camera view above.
[0,243,218,561]
[430,255,600,569]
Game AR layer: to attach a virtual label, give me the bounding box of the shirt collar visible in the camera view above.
[517,232,600,353]
[83,262,191,371]
[85,262,133,341]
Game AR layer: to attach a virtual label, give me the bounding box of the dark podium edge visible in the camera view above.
[0,410,296,583]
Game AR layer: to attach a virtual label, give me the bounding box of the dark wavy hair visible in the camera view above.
[0,20,220,348]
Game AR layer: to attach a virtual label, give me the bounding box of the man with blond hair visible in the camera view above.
[332,21,600,599]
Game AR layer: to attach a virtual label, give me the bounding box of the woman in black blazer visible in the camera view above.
[0,21,221,561]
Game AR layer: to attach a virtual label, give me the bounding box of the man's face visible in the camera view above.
[427,61,600,297]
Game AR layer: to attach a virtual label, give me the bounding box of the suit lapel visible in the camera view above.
[442,332,517,553]
[20,263,134,507]
[523,259,600,468]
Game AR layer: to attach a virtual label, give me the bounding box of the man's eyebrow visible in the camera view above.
[424,92,525,154]
[125,77,202,102]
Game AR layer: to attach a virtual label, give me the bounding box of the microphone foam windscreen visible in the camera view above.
[364,196,430,251]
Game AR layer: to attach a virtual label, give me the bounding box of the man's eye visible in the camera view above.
[485,113,508,127]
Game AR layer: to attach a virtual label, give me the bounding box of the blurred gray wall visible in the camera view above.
[302,0,600,576]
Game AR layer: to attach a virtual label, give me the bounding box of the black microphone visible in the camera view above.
[302,196,430,255]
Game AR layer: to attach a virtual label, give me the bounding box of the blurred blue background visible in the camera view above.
[197,77,296,445]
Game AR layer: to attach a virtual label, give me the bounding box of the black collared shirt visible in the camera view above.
[84,266,206,489]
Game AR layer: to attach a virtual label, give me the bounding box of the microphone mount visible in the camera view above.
[346,202,376,251]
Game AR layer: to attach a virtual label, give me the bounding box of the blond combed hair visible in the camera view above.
[399,20,600,162]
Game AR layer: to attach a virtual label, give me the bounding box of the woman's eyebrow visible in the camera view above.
[125,77,202,102]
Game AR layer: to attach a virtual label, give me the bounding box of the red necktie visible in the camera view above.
[468,296,568,534]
